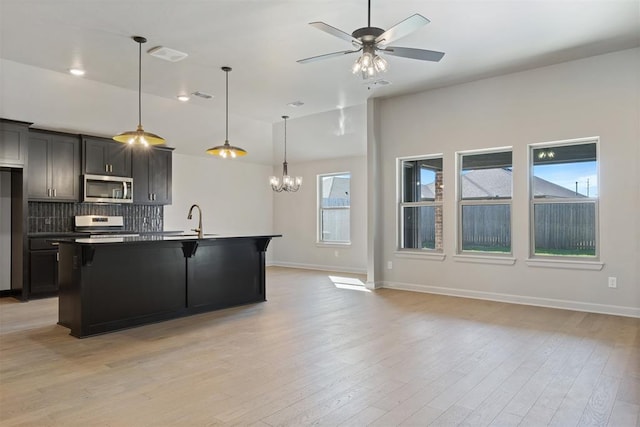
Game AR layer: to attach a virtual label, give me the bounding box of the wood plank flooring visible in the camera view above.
[1,267,638,426]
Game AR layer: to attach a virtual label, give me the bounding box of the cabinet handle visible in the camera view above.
[53,188,56,197]
[47,188,51,197]
[105,164,109,173]
[153,193,156,201]
[110,164,113,173]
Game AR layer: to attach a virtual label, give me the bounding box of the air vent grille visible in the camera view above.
[147,46,188,62]
[192,91,213,99]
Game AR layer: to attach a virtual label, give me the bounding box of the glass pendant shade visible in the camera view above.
[206,66,247,158]
[270,116,302,192]
[113,36,165,146]
[352,44,388,80]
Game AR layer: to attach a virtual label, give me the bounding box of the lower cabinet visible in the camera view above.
[29,238,59,296]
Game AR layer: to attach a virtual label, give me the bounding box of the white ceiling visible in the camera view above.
[1,0,639,164]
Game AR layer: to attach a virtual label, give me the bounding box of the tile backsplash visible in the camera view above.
[28,202,163,233]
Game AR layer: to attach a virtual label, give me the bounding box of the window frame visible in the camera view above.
[528,137,600,260]
[317,171,351,245]
[397,154,444,253]
[456,147,513,257]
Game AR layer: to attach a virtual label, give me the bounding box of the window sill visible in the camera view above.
[453,254,516,265]
[526,258,604,271]
[316,242,351,248]
[394,251,446,261]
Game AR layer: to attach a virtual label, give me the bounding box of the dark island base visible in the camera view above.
[57,236,275,338]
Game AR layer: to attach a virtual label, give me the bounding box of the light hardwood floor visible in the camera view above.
[1,267,638,426]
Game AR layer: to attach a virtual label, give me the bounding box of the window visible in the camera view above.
[399,156,443,251]
[530,139,598,258]
[318,173,350,243]
[458,149,513,254]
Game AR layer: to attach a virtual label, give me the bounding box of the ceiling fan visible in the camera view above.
[297,0,445,79]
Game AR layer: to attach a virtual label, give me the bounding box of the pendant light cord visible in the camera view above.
[283,117,287,163]
[138,39,142,128]
[225,69,229,143]
[368,0,371,27]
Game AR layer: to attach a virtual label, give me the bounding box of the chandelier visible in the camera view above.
[113,36,165,146]
[270,116,302,192]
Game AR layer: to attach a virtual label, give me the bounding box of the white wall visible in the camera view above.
[0,59,273,163]
[376,48,640,317]
[164,153,275,256]
[0,171,11,290]
[271,155,367,273]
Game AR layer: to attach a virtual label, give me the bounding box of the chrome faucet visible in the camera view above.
[187,204,203,239]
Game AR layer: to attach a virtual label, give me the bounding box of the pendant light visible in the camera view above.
[113,36,165,146]
[270,116,302,192]
[206,66,247,158]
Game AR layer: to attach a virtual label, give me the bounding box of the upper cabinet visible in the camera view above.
[0,119,31,168]
[83,136,132,177]
[132,147,173,205]
[28,130,81,202]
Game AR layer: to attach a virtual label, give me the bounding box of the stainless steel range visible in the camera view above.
[74,215,139,238]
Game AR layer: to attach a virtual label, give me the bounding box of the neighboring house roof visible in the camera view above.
[322,176,350,206]
[421,168,584,199]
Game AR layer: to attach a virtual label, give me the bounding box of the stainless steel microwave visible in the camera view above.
[83,174,133,203]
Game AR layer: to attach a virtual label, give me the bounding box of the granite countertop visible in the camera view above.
[50,234,282,245]
[28,232,87,238]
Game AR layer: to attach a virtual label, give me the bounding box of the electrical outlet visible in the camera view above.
[608,277,617,288]
[387,261,393,270]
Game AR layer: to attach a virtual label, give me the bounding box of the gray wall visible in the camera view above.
[376,48,639,317]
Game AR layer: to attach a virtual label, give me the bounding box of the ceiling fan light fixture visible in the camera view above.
[299,1,444,77]
[206,66,247,159]
[113,36,165,147]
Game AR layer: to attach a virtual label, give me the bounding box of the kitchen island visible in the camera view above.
[56,234,280,338]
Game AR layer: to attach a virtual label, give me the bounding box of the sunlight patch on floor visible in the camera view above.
[328,275,371,292]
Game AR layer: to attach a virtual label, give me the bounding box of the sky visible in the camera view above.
[419,161,598,198]
[534,161,598,197]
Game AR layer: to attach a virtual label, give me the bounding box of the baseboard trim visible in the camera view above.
[382,281,640,318]
[270,261,367,275]
[0,289,22,299]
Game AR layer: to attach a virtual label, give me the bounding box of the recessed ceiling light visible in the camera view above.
[177,95,190,102]
[147,46,188,62]
[287,101,304,108]
[69,68,85,76]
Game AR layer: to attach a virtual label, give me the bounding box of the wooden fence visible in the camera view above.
[406,203,596,253]
[533,203,596,253]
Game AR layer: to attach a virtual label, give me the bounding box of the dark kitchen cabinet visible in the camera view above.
[28,238,59,296]
[0,119,30,168]
[132,147,173,205]
[28,130,80,202]
[83,136,132,177]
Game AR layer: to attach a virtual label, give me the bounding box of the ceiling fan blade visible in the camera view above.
[375,14,430,46]
[381,46,445,62]
[309,21,360,44]
[297,49,361,64]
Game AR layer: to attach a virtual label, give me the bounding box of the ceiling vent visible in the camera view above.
[364,79,391,87]
[192,91,213,99]
[147,46,188,62]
